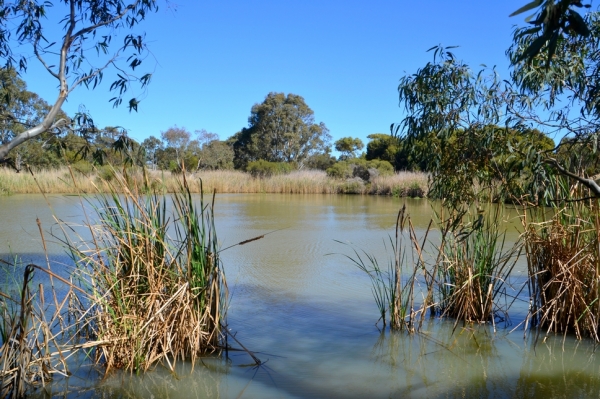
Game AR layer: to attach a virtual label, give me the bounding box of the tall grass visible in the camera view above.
[435,206,521,324]
[0,169,232,394]
[0,167,429,197]
[341,203,521,331]
[522,179,600,341]
[339,205,432,331]
[0,261,81,398]
[66,173,226,372]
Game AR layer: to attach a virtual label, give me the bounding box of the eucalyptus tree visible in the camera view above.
[0,0,159,163]
[334,137,364,160]
[510,0,592,64]
[396,46,558,208]
[231,92,331,169]
[507,6,600,198]
[160,126,191,166]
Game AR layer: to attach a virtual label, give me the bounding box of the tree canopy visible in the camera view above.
[396,43,563,207]
[334,137,364,160]
[230,92,331,169]
[0,0,159,163]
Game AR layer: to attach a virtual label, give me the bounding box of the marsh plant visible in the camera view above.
[0,169,228,397]
[66,173,226,372]
[0,261,79,399]
[344,203,521,331]
[434,206,521,324]
[340,205,431,331]
[522,178,600,341]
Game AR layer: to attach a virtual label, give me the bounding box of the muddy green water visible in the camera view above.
[1,194,600,398]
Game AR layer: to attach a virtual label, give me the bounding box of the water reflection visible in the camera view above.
[2,193,600,398]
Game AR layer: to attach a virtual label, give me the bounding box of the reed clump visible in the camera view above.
[342,203,521,331]
[340,205,432,331]
[0,262,79,399]
[435,207,520,324]
[523,182,600,341]
[0,170,229,394]
[67,173,226,372]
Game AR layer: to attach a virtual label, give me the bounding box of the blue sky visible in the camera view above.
[25,0,528,146]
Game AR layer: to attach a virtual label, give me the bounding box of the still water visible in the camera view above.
[1,194,599,398]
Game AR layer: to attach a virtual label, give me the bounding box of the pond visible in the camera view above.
[1,193,599,398]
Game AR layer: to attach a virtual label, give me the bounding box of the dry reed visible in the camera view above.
[0,167,429,197]
[523,187,600,341]
[0,170,229,396]
[434,206,520,324]
[66,174,226,372]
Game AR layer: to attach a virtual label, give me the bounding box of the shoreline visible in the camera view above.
[0,168,429,197]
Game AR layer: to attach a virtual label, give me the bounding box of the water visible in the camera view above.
[1,193,599,398]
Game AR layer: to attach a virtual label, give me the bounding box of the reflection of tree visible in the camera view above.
[515,336,600,398]
[369,322,525,398]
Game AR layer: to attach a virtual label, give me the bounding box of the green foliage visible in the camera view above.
[334,136,364,160]
[504,8,600,201]
[0,0,159,161]
[197,140,234,171]
[97,165,117,182]
[304,152,336,171]
[246,160,294,178]
[366,133,401,166]
[231,92,331,169]
[72,160,94,176]
[338,177,366,194]
[510,1,592,65]
[326,162,353,179]
[327,158,394,181]
[395,45,568,209]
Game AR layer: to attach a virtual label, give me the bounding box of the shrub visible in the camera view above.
[97,165,116,182]
[338,177,365,194]
[246,160,293,178]
[71,160,94,176]
[326,162,352,179]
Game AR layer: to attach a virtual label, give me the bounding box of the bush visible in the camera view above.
[366,159,394,176]
[328,159,394,182]
[246,160,293,178]
[338,177,365,194]
[169,160,183,174]
[72,160,94,176]
[326,162,353,179]
[97,165,116,182]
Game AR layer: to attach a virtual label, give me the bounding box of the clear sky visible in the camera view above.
[24,0,528,146]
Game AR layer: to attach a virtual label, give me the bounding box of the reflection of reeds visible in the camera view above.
[67,174,226,372]
[523,180,600,341]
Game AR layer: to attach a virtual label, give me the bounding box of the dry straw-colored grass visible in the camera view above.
[0,167,429,197]
[524,200,600,341]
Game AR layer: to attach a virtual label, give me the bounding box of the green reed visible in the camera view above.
[339,205,429,331]
[434,206,521,324]
[67,171,226,372]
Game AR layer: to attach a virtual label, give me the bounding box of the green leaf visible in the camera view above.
[517,26,542,38]
[517,33,548,62]
[546,31,559,69]
[509,0,543,17]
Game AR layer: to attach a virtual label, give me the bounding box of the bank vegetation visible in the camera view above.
[0,167,428,197]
